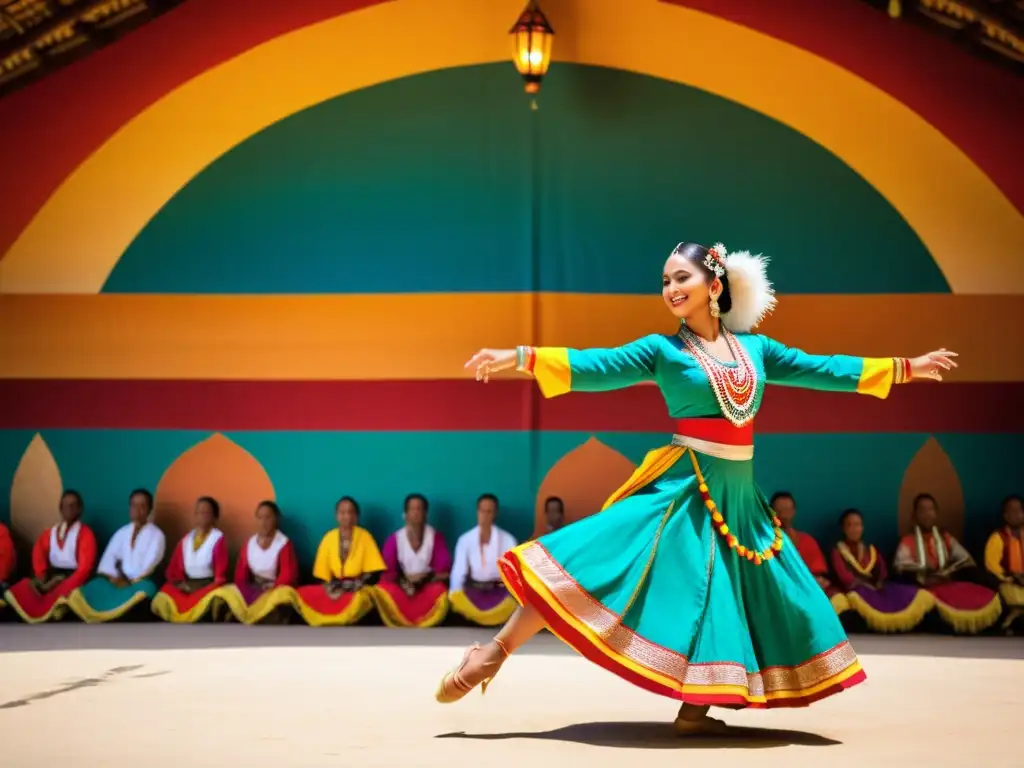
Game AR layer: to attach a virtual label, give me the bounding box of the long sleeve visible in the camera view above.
[876,551,889,582]
[234,541,251,585]
[312,534,334,582]
[164,540,186,582]
[381,534,400,581]
[797,534,829,578]
[529,335,660,398]
[0,524,13,582]
[97,530,122,578]
[31,530,50,579]
[64,527,97,591]
[275,541,299,587]
[212,537,229,584]
[431,532,453,577]
[893,537,921,573]
[759,336,895,399]
[984,533,1008,581]
[449,535,469,593]
[830,547,858,590]
[123,528,165,581]
[945,535,975,571]
[357,530,387,575]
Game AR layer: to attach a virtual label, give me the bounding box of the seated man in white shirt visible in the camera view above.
[449,493,518,626]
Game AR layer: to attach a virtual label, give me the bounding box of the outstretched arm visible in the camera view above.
[465,335,661,398]
[759,336,957,398]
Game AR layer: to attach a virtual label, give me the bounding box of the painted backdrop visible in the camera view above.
[1,0,1022,571]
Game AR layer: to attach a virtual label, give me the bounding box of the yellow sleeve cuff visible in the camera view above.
[856,357,894,399]
[533,347,572,398]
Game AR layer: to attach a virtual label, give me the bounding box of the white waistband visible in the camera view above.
[671,434,754,461]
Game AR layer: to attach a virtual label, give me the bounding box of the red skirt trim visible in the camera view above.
[499,547,865,709]
[4,577,74,622]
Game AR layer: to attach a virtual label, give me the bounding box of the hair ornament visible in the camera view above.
[710,242,778,333]
[703,245,726,277]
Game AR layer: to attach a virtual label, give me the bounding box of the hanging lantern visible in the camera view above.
[510,1,554,95]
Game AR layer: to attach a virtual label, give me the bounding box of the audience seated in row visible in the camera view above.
[2,488,1020,634]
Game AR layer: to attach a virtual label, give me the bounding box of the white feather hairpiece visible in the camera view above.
[710,242,777,333]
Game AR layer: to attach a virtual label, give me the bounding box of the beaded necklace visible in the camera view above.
[677,323,761,427]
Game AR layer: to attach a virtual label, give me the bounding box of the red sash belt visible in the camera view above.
[674,418,753,446]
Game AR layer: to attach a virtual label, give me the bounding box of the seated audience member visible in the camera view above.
[152,496,243,623]
[449,493,519,626]
[68,489,166,623]
[831,508,934,632]
[894,493,1001,634]
[4,490,97,623]
[0,520,14,593]
[294,496,385,626]
[984,494,1024,632]
[771,491,848,614]
[234,501,299,624]
[542,496,565,535]
[374,493,452,628]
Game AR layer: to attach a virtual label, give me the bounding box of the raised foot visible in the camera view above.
[435,640,508,704]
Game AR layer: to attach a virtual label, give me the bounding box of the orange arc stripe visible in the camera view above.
[0,293,1018,381]
[0,0,1021,294]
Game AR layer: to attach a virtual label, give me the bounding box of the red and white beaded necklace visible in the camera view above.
[677,323,761,427]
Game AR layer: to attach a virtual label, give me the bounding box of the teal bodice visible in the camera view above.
[563,333,873,419]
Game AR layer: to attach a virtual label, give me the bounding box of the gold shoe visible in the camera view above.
[435,639,509,704]
[673,714,728,735]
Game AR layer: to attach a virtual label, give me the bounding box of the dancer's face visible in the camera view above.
[256,504,278,536]
[1003,499,1023,529]
[842,513,863,543]
[662,253,718,320]
[914,498,937,528]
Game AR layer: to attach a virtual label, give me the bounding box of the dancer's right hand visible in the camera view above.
[465,348,517,383]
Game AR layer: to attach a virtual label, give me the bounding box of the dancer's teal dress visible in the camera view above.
[499,331,898,708]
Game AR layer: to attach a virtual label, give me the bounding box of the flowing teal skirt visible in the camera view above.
[500,446,864,709]
[68,577,159,623]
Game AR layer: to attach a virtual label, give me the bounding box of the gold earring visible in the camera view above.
[709,296,720,318]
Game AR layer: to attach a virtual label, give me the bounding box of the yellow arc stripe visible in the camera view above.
[0,0,1021,294]
[0,293,1019,381]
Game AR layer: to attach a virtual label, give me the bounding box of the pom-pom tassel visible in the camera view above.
[711,242,778,333]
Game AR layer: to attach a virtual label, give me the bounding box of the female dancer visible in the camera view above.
[438,241,957,733]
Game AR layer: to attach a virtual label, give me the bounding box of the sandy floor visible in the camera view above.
[0,625,1021,767]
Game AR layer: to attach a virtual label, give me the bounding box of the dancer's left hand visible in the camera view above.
[909,349,958,382]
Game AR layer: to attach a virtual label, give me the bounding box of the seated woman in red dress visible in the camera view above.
[831,509,934,632]
[151,496,244,623]
[294,496,386,627]
[0,521,14,608]
[894,493,1001,634]
[234,500,300,624]
[771,491,849,615]
[374,493,452,628]
[3,490,97,623]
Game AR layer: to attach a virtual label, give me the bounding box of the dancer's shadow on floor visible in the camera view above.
[436,721,841,749]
